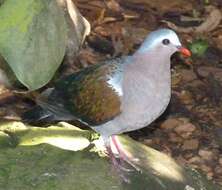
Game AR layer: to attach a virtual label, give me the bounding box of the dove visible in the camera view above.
[22,28,191,165]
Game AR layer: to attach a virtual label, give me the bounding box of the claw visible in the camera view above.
[110,135,141,172]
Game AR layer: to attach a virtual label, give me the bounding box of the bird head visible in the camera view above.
[137,29,191,57]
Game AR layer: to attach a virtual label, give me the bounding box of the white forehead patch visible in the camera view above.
[137,29,182,53]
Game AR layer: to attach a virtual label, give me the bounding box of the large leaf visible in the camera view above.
[58,0,90,65]
[0,0,67,90]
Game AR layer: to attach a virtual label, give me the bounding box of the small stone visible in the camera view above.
[188,156,202,164]
[184,153,193,159]
[180,69,197,82]
[174,123,196,133]
[162,148,172,156]
[201,164,212,173]
[189,164,199,169]
[185,185,195,190]
[206,172,213,180]
[219,157,222,166]
[160,118,182,130]
[174,123,196,138]
[181,132,193,139]
[153,138,161,144]
[176,155,187,165]
[179,90,193,105]
[178,117,190,123]
[143,139,153,146]
[198,149,214,161]
[182,139,199,150]
[168,132,182,143]
[215,166,222,175]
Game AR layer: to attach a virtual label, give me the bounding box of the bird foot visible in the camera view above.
[105,135,142,183]
[93,135,141,183]
[110,135,141,172]
[106,145,133,183]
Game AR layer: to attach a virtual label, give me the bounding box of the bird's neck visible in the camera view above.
[130,50,171,74]
[123,50,172,110]
[123,50,172,98]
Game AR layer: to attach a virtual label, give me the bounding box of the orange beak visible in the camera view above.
[177,46,191,57]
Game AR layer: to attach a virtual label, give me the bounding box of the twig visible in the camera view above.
[162,6,222,33]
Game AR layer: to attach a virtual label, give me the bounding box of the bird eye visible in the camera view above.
[162,39,170,45]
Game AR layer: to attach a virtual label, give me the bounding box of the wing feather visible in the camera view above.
[47,58,124,126]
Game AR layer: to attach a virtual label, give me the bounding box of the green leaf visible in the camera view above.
[0,121,93,151]
[0,0,67,90]
[188,39,209,57]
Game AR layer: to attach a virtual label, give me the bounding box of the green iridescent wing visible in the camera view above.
[50,58,124,126]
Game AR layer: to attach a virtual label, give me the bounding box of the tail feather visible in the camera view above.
[22,105,56,124]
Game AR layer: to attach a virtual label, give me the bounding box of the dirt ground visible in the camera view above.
[1,0,222,186]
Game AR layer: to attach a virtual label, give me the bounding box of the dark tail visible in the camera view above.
[22,105,56,124]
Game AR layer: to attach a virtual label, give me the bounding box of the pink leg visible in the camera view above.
[110,135,140,172]
[111,135,130,160]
